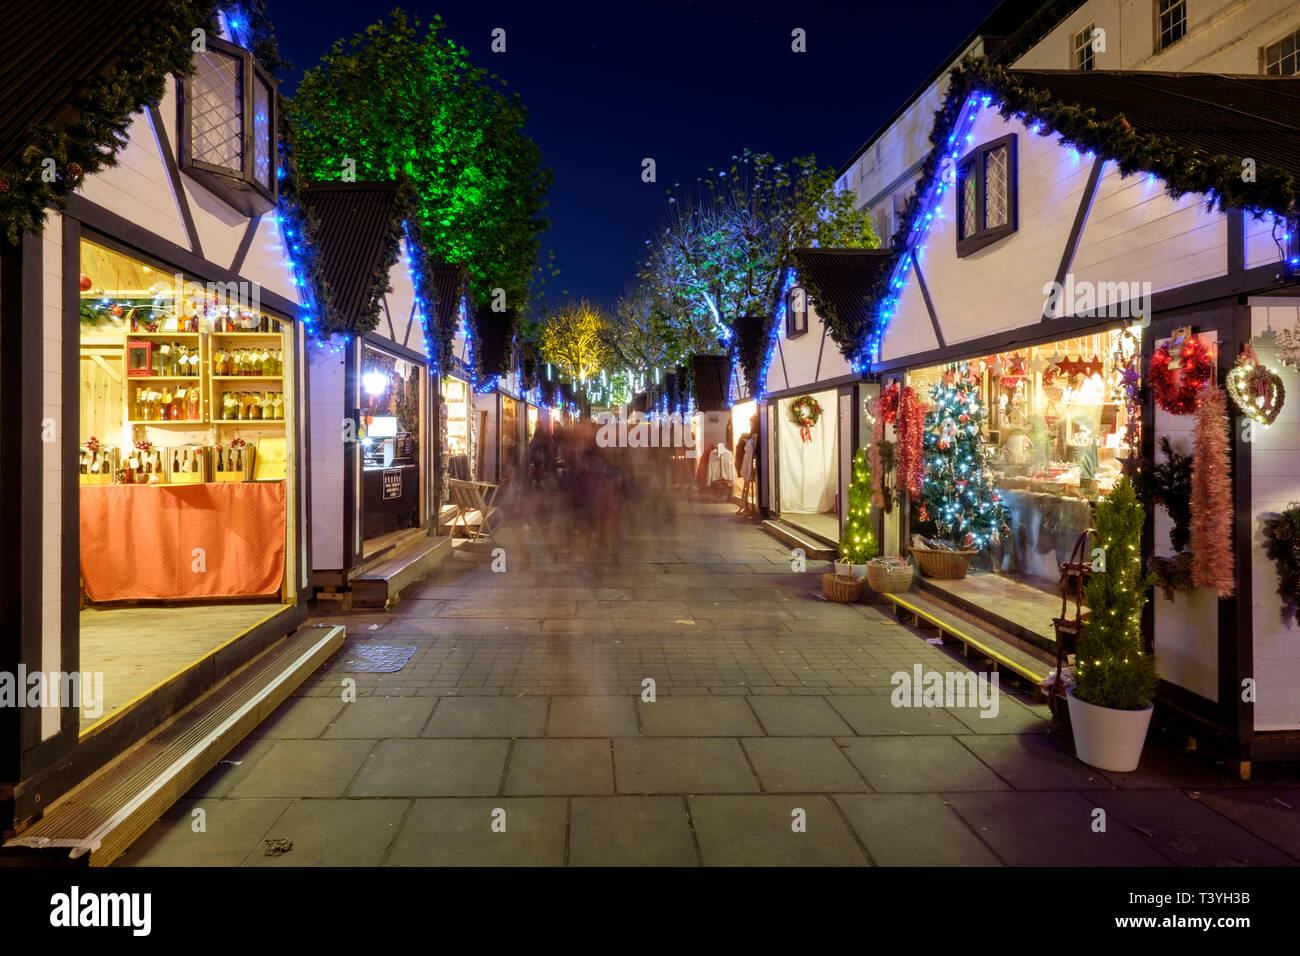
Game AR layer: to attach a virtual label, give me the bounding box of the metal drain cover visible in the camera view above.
[345,645,417,673]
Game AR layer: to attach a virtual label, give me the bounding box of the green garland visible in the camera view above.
[1,1,221,243]
[865,55,1300,359]
[1262,503,1300,627]
[791,254,870,365]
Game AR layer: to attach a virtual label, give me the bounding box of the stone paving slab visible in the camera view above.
[741,738,870,793]
[613,738,759,793]
[837,736,1011,793]
[250,698,346,739]
[229,740,376,799]
[385,798,567,866]
[504,739,615,795]
[958,732,1115,790]
[323,697,437,739]
[944,791,1172,866]
[421,696,548,738]
[1193,789,1300,858]
[827,695,971,736]
[349,739,509,797]
[833,793,1002,866]
[113,798,291,867]
[637,697,764,736]
[687,795,868,866]
[547,696,639,736]
[569,796,698,866]
[249,798,409,866]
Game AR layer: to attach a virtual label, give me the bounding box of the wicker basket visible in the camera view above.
[822,573,866,603]
[911,546,978,579]
[866,560,914,594]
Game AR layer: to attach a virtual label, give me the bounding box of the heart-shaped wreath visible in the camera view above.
[1150,335,1214,415]
[1225,343,1285,425]
[789,394,823,442]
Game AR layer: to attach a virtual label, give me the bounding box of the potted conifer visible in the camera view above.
[833,449,877,579]
[1066,477,1159,772]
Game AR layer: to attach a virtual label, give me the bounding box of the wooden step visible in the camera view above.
[761,519,837,560]
[2,623,345,866]
[880,590,1054,700]
[349,536,451,609]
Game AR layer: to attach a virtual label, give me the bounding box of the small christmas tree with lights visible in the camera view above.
[1073,476,1158,710]
[919,364,1007,549]
[838,448,878,564]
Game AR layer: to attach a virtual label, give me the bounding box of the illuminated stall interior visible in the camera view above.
[77,239,296,733]
[501,395,520,483]
[360,345,424,556]
[442,374,471,479]
[774,388,840,541]
[906,326,1140,622]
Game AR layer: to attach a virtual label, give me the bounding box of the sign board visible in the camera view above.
[382,468,403,499]
[395,431,414,461]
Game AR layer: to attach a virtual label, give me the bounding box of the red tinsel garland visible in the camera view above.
[1150,336,1214,415]
[878,382,900,425]
[897,386,925,502]
[1191,385,1234,597]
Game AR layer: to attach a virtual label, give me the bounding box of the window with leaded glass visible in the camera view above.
[955,134,1018,258]
[179,35,277,216]
[1264,29,1300,75]
[1156,0,1187,52]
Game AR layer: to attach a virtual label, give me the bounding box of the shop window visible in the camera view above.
[180,35,277,216]
[1073,23,1097,70]
[1264,28,1300,75]
[786,285,808,337]
[955,135,1017,257]
[1155,0,1186,53]
[360,346,422,546]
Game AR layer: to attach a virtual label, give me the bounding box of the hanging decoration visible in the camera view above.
[1225,342,1285,426]
[1274,321,1300,370]
[877,381,901,425]
[788,394,823,442]
[869,396,885,509]
[1261,502,1300,628]
[897,385,925,504]
[1150,335,1214,415]
[1135,436,1193,553]
[1189,386,1234,597]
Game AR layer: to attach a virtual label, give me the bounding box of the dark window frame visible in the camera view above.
[1073,22,1097,71]
[1262,27,1300,75]
[1155,0,1187,53]
[178,34,277,217]
[786,285,809,338]
[955,133,1018,258]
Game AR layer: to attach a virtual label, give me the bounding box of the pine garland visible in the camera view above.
[1261,503,1300,627]
[1190,386,1235,597]
[1,1,222,243]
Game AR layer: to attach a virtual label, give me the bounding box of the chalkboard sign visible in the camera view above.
[382,468,403,499]
[394,431,414,460]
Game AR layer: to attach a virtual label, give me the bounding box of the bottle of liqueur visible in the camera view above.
[217,447,224,474]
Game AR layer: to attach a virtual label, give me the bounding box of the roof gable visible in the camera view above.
[299,182,402,331]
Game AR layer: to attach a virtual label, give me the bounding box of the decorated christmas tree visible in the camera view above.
[1073,476,1158,710]
[919,363,1007,549]
[838,449,878,564]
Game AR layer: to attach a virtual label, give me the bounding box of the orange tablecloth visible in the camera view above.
[80,483,286,601]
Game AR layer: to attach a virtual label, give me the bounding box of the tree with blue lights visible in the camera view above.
[919,364,1007,549]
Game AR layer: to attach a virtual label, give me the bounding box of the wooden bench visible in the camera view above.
[446,478,500,541]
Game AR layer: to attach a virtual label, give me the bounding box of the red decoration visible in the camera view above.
[1150,336,1214,415]
[789,395,822,442]
[80,273,93,292]
[878,382,900,425]
[1190,386,1234,597]
[110,304,123,317]
[870,406,885,508]
[897,386,925,503]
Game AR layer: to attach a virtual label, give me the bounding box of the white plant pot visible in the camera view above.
[834,561,868,580]
[1066,687,1153,773]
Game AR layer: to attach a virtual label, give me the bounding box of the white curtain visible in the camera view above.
[777,393,837,514]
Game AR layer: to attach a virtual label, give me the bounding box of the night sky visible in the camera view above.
[271,0,999,310]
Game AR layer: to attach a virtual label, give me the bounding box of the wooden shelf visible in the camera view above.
[210,332,284,340]
[127,332,201,340]
[127,420,208,426]
[211,375,283,381]
[214,419,284,426]
[127,376,202,382]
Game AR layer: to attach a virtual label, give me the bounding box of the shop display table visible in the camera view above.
[994,488,1093,581]
[80,482,286,601]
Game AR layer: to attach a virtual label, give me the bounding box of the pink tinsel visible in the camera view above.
[1190,385,1234,597]
[898,386,925,503]
[870,406,885,508]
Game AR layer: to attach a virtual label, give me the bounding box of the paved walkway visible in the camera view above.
[117,500,1300,866]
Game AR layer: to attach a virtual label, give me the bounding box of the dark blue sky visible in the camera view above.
[270,0,998,309]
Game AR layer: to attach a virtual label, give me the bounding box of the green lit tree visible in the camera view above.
[289,9,550,351]
[1073,477,1158,710]
[919,365,1007,549]
[839,449,878,564]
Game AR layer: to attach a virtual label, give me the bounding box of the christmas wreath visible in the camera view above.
[789,395,823,442]
[1262,503,1300,627]
[1150,336,1213,415]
